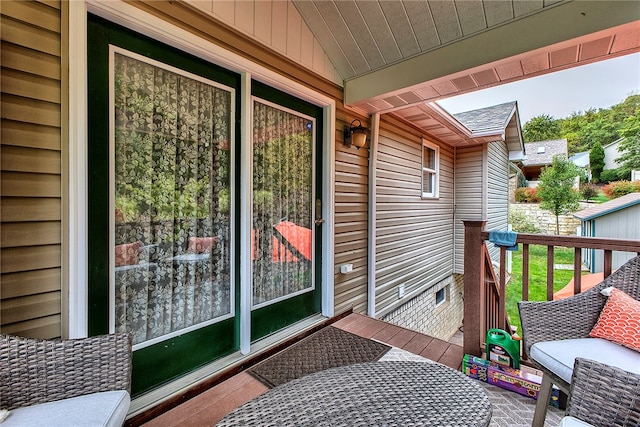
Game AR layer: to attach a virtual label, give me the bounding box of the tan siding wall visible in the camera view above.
[375,131,455,317]
[334,113,369,315]
[454,146,484,274]
[185,0,343,86]
[1,0,63,339]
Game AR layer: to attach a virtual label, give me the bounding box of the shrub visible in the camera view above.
[514,187,541,203]
[602,180,640,199]
[517,173,528,188]
[508,209,539,233]
[600,168,630,184]
[580,183,600,201]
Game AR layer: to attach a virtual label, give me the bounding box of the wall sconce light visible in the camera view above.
[343,119,369,149]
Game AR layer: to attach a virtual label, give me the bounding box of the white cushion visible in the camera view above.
[559,416,595,427]
[1,390,130,427]
[531,337,640,384]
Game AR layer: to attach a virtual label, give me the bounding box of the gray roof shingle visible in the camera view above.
[522,139,567,166]
[574,192,640,220]
[452,101,517,133]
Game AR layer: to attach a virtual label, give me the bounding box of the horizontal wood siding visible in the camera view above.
[1,0,63,338]
[375,132,454,317]
[334,112,369,315]
[185,0,343,86]
[592,204,640,271]
[454,146,484,274]
[486,141,509,264]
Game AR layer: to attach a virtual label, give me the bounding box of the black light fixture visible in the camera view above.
[343,119,369,149]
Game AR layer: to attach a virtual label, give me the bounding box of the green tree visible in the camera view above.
[616,113,640,173]
[537,156,581,235]
[522,114,561,142]
[589,141,605,183]
[579,118,619,150]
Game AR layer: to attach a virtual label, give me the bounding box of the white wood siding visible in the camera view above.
[591,204,640,272]
[486,141,510,264]
[186,0,343,86]
[375,133,454,317]
[454,146,484,274]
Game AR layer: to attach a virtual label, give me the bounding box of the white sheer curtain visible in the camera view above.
[112,52,232,345]
[252,100,314,306]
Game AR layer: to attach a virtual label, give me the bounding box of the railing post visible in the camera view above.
[463,220,486,357]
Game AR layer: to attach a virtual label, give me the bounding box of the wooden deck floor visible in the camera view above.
[137,313,463,427]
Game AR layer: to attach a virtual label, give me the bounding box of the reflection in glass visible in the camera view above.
[252,100,314,306]
[112,52,232,345]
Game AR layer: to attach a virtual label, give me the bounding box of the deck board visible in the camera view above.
[138,313,463,426]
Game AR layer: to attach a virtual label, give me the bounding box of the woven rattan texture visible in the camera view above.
[220,361,492,426]
[567,358,640,427]
[519,255,640,359]
[0,333,131,410]
[248,326,390,388]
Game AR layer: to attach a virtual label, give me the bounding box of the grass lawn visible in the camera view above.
[506,245,576,334]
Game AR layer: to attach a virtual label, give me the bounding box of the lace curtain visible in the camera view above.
[113,52,232,345]
[252,100,314,306]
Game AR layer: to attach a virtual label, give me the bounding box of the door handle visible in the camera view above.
[315,199,323,226]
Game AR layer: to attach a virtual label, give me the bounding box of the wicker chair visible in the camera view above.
[0,333,132,426]
[518,255,640,427]
[561,358,640,427]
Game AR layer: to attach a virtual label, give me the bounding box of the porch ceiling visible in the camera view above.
[292,0,640,140]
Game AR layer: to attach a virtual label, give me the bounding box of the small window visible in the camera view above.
[435,287,447,307]
[422,139,439,198]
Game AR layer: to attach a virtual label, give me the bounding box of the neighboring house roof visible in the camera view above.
[569,151,590,168]
[604,138,624,150]
[573,192,640,221]
[406,101,524,155]
[453,102,517,134]
[447,101,524,157]
[521,139,567,166]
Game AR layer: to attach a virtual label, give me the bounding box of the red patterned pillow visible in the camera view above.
[187,236,218,254]
[115,241,140,267]
[589,287,640,352]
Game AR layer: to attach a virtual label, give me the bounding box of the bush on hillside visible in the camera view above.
[514,187,541,203]
[508,209,539,233]
[600,168,630,183]
[602,180,640,199]
[580,183,600,201]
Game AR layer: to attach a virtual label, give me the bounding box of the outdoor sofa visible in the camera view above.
[0,333,131,426]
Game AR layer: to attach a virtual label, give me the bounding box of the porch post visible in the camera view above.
[463,220,486,357]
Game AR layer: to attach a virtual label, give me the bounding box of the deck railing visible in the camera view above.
[462,220,640,357]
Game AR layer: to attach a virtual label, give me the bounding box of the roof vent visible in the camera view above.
[537,146,546,154]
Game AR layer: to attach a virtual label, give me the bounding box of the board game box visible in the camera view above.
[463,354,561,407]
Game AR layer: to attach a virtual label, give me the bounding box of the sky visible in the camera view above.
[437,52,640,125]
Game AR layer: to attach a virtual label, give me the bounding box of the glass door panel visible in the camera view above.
[250,98,318,339]
[112,49,234,348]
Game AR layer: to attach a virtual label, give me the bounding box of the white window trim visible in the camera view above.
[421,138,440,199]
[435,286,447,308]
[68,0,336,341]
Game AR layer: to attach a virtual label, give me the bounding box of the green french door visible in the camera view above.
[250,83,323,341]
[87,16,323,397]
[88,15,241,396]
